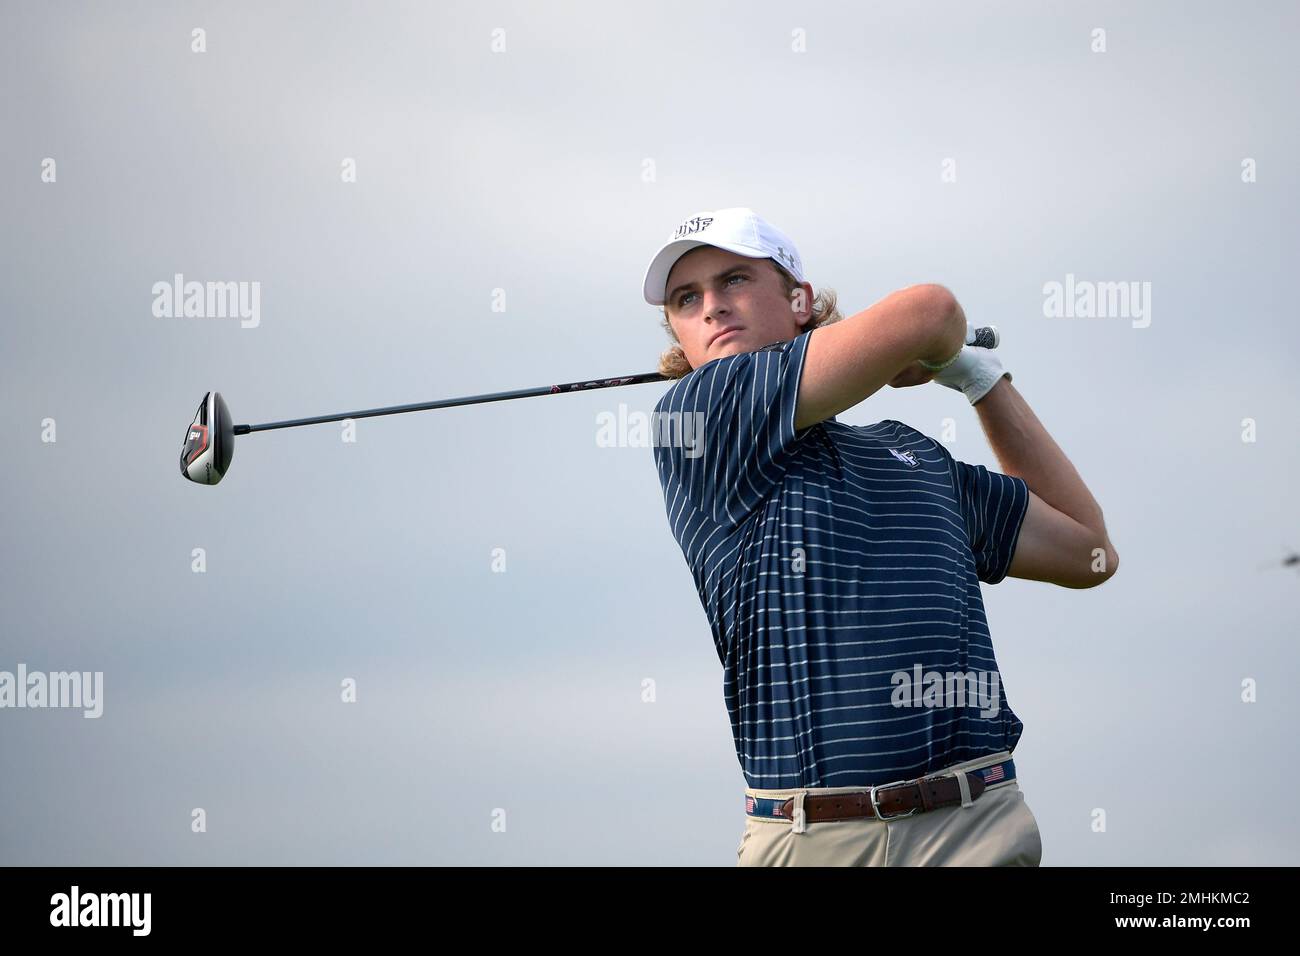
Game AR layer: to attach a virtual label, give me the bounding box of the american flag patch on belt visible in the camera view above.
[981,764,1006,783]
[745,795,792,817]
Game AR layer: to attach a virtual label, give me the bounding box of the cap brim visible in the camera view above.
[642,239,770,306]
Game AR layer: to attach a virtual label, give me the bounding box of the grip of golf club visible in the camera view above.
[967,325,998,349]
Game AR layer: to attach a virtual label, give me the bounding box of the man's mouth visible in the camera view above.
[709,327,743,347]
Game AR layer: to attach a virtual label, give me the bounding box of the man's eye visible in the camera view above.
[677,275,744,307]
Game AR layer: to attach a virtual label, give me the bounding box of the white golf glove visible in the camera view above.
[925,328,1012,405]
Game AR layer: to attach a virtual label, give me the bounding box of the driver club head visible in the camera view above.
[180,391,234,485]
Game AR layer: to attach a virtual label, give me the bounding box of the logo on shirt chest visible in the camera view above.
[888,448,920,468]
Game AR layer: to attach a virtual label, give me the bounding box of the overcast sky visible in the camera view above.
[2,0,1297,866]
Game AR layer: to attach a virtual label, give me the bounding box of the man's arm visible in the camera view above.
[795,285,965,431]
[975,377,1119,588]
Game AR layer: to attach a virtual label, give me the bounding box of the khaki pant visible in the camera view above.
[737,750,1043,867]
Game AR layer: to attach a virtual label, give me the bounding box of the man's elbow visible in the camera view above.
[1065,543,1119,589]
[912,284,963,356]
[899,283,960,322]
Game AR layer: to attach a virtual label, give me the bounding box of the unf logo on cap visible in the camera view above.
[673,216,714,239]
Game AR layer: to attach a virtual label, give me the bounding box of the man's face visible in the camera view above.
[663,246,812,369]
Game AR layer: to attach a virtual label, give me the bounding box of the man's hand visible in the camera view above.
[932,327,1011,405]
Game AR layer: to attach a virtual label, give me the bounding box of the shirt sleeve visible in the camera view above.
[652,332,814,528]
[940,447,1031,584]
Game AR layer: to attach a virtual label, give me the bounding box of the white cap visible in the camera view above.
[642,207,806,306]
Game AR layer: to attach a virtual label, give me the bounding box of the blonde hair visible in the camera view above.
[656,258,843,379]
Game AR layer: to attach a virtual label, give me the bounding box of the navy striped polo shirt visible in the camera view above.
[652,329,1030,789]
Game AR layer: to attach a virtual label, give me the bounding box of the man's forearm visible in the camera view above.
[974,377,1115,552]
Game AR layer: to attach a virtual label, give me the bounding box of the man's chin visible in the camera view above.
[708,337,749,359]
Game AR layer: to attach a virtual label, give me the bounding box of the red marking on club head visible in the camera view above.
[185,423,209,465]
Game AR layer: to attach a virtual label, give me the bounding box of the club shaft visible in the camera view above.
[233,372,668,434]
[230,325,998,435]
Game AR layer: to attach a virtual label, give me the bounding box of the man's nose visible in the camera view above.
[702,290,730,320]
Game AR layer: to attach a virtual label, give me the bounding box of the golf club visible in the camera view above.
[179,325,1001,485]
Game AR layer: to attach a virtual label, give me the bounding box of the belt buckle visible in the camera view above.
[869,778,920,820]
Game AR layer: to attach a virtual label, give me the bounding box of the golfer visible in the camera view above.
[643,208,1118,866]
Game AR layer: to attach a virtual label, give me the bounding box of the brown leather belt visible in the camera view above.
[776,771,988,823]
